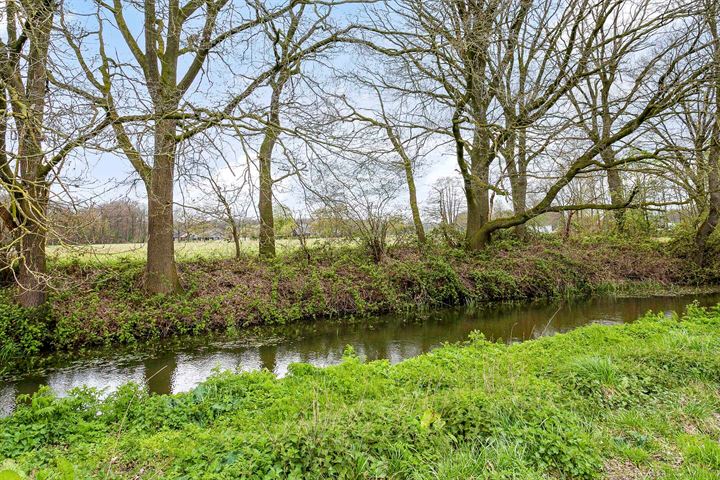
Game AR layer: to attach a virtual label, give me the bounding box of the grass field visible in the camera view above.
[44,235,677,266]
[46,238,344,264]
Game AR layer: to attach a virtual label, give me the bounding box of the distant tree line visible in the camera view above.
[50,201,148,245]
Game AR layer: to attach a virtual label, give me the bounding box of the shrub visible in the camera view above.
[0,301,51,374]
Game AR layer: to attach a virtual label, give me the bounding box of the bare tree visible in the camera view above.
[651,93,714,220]
[231,2,363,258]
[297,126,405,261]
[0,0,107,306]
[59,0,297,293]
[694,1,720,260]
[426,176,465,247]
[566,2,680,233]
[362,0,706,249]
[180,153,252,259]
[337,86,429,244]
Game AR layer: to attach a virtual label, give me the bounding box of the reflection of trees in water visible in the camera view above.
[126,296,697,396]
[0,384,18,416]
[144,356,177,395]
[121,296,711,395]
[259,345,277,373]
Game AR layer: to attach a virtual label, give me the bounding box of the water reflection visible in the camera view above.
[1,293,718,415]
[144,356,176,395]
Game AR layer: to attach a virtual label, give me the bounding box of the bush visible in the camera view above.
[0,300,51,375]
[471,269,522,301]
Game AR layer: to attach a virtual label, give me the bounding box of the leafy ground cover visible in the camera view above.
[1,303,720,478]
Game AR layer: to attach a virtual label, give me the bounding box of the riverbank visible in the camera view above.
[1,302,719,478]
[0,236,717,375]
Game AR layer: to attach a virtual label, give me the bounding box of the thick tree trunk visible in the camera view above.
[257,75,286,259]
[145,120,181,295]
[606,168,626,231]
[695,155,720,262]
[602,147,626,232]
[14,1,53,307]
[16,186,49,308]
[469,225,492,250]
[258,139,276,258]
[465,189,483,248]
[506,129,529,240]
[465,149,491,250]
[512,177,528,239]
[695,10,720,262]
[464,118,492,250]
[451,113,481,250]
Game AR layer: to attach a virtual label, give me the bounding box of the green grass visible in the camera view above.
[47,238,347,265]
[2,303,720,479]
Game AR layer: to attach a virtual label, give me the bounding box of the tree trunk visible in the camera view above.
[16,186,49,308]
[231,221,242,260]
[145,120,181,295]
[695,154,719,262]
[512,176,528,239]
[470,223,492,250]
[405,163,426,245]
[14,0,53,307]
[563,210,576,242]
[390,128,426,244]
[602,147,626,232]
[257,74,286,259]
[464,118,492,250]
[465,188,483,249]
[695,9,720,263]
[465,149,491,250]
[258,140,276,258]
[451,112,482,250]
[506,129,529,240]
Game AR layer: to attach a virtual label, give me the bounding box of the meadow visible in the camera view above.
[46,238,344,265]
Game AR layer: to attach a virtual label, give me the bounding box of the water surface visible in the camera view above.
[2,293,719,415]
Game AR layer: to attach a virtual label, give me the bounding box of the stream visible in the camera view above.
[2,292,719,415]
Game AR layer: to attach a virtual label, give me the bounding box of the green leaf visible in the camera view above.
[0,470,23,480]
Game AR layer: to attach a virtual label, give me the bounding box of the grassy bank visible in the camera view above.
[1,236,716,376]
[2,303,720,478]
